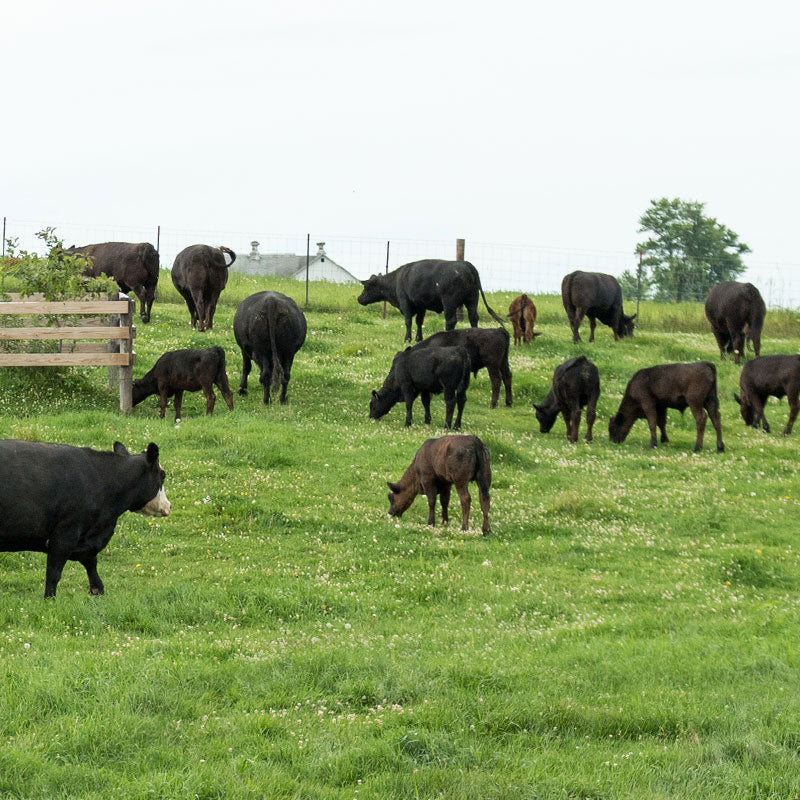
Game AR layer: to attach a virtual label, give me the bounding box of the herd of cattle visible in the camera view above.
[1,243,798,597]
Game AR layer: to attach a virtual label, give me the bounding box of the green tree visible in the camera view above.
[635,198,750,302]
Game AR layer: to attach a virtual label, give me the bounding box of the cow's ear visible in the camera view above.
[372,389,377,398]
[113,441,130,456]
[387,481,401,494]
[145,442,160,464]
[733,393,742,405]
[533,404,542,412]
[630,314,637,321]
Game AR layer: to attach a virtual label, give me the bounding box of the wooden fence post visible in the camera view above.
[119,295,135,413]
[456,238,465,261]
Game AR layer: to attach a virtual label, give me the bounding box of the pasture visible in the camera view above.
[1,274,800,799]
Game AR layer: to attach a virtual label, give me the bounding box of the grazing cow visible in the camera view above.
[66,241,159,323]
[411,327,513,408]
[561,271,636,343]
[0,440,170,597]
[609,362,724,451]
[387,435,492,534]
[357,259,505,342]
[132,346,234,421]
[370,346,471,429]
[508,294,540,346]
[534,356,600,443]
[733,354,800,435]
[704,281,766,364]
[171,244,236,331]
[234,291,307,405]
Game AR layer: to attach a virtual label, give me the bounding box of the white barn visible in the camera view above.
[232,241,359,284]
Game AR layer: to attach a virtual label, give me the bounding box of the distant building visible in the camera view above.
[232,241,359,284]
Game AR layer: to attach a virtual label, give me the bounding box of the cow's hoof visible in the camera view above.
[89,587,103,596]
[716,444,725,452]
[238,389,247,396]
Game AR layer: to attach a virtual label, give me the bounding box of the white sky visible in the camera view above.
[3,1,800,281]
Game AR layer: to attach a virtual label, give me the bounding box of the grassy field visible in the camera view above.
[1,274,800,799]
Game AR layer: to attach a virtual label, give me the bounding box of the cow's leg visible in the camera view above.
[690,405,708,451]
[190,289,207,332]
[158,390,169,419]
[501,359,512,407]
[585,397,597,442]
[456,483,472,531]
[173,390,184,421]
[443,388,456,429]
[404,394,416,427]
[465,301,479,329]
[453,389,466,430]
[588,316,597,343]
[203,385,216,415]
[238,350,252,396]
[642,402,659,448]
[279,356,293,405]
[403,314,413,343]
[784,389,799,435]
[657,407,669,443]
[439,483,451,524]
[512,319,521,346]
[415,311,426,342]
[421,477,438,526]
[489,369,501,409]
[706,399,725,452]
[570,307,584,343]
[728,323,744,364]
[478,484,491,534]
[420,392,432,425]
[711,327,727,360]
[567,406,581,443]
[216,375,235,412]
[751,395,767,431]
[78,553,104,595]
[44,551,68,598]
[205,298,218,331]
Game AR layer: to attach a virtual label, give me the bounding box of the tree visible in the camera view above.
[635,198,750,302]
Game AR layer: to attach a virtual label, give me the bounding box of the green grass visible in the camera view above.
[2,274,800,799]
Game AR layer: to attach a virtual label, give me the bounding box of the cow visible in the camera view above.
[410,327,513,408]
[370,346,471,429]
[233,291,307,405]
[704,281,766,364]
[171,244,236,331]
[609,362,724,452]
[357,259,505,342]
[65,242,159,323]
[534,356,600,443]
[508,293,540,346]
[561,271,636,343]
[733,354,800,435]
[132,346,235,422]
[387,435,491,534]
[0,440,170,597]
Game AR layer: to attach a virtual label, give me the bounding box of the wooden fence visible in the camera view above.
[0,295,136,412]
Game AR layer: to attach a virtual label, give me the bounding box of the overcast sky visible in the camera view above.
[4,1,799,277]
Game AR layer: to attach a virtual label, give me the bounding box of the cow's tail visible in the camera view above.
[472,437,492,501]
[267,310,284,392]
[479,282,506,327]
[219,245,237,267]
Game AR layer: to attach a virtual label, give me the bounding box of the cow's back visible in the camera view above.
[234,291,307,354]
[563,271,620,315]
[397,259,479,307]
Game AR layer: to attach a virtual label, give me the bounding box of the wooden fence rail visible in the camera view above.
[0,294,136,412]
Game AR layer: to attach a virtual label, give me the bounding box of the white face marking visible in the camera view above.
[138,487,171,517]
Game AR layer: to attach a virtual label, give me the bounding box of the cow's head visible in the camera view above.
[369,388,393,420]
[617,313,636,338]
[733,392,754,426]
[114,441,171,517]
[357,275,386,306]
[387,481,414,518]
[533,403,557,433]
[608,412,635,444]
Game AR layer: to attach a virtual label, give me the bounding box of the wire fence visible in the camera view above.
[3,216,799,310]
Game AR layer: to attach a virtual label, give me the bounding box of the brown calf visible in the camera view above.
[508,294,540,345]
[387,435,491,534]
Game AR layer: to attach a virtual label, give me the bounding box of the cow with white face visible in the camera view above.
[0,440,170,597]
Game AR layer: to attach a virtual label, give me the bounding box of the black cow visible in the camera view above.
[234,291,307,405]
[410,327,512,408]
[132,346,235,421]
[609,362,724,451]
[561,271,636,343]
[704,281,766,364]
[370,346,471,429]
[733,355,800,435]
[0,440,170,597]
[66,241,159,323]
[534,356,600,443]
[357,259,505,342]
[171,244,236,331]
